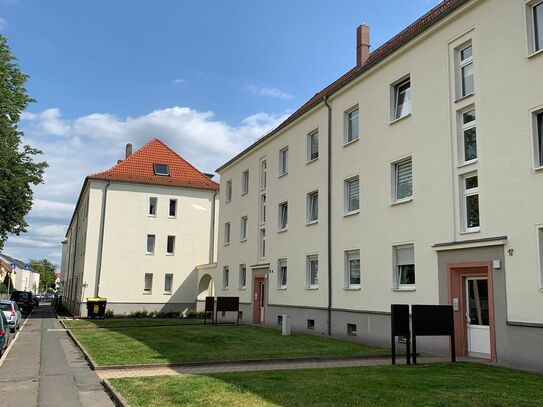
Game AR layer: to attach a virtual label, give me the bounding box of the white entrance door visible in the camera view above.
[465,278,491,359]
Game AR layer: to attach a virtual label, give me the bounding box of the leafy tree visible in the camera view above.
[29,258,57,293]
[0,34,47,250]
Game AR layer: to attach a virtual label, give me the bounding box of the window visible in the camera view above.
[307,319,315,330]
[344,177,360,213]
[462,173,480,231]
[169,199,177,217]
[535,111,543,167]
[260,159,267,190]
[393,78,411,120]
[240,216,248,241]
[144,273,153,293]
[345,250,361,288]
[307,191,319,223]
[395,245,415,288]
[260,194,267,224]
[278,201,288,230]
[259,228,266,259]
[149,197,157,216]
[347,323,357,336]
[458,44,474,98]
[460,108,477,163]
[153,163,169,176]
[279,147,288,175]
[307,254,318,288]
[242,170,249,194]
[346,107,359,143]
[277,315,283,325]
[393,158,413,201]
[224,222,231,244]
[308,130,319,161]
[278,259,287,288]
[239,264,247,289]
[167,235,176,255]
[223,266,229,289]
[146,234,156,254]
[225,180,232,202]
[532,1,543,53]
[164,274,173,293]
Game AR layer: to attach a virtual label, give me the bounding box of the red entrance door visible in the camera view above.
[253,276,265,324]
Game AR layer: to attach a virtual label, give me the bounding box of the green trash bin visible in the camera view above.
[87,297,107,319]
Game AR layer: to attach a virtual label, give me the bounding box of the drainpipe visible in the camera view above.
[95,180,111,297]
[324,95,333,336]
[209,190,218,263]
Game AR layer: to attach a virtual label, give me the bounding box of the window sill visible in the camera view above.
[278,228,288,233]
[306,157,319,165]
[166,253,175,256]
[458,159,478,169]
[238,287,246,291]
[344,287,361,291]
[163,292,172,296]
[225,200,231,204]
[389,113,412,126]
[143,292,152,295]
[392,287,416,292]
[240,238,247,243]
[306,220,319,226]
[278,172,288,178]
[344,210,360,218]
[146,253,155,256]
[168,216,177,219]
[539,288,543,293]
[277,287,287,290]
[460,228,480,235]
[390,197,413,206]
[148,215,157,218]
[343,138,359,148]
[527,48,543,59]
[455,93,475,104]
[534,165,543,172]
[224,242,231,247]
[305,287,319,290]
[241,192,248,196]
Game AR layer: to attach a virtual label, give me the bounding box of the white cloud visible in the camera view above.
[22,108,69,136]
[0,18,7,31]
[244,85,293,100]
[172,78,185,84]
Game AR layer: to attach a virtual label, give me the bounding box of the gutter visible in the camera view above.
[95,180,111,297]
[209,190,218,263]
[324,95,333,337]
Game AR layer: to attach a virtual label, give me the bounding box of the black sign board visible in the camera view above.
[204,296,214,324]
[412,305,455,364]
[215,296,240,325]
[390,304,410,365]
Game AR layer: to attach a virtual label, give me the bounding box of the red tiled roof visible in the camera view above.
[216,0,469,173]
[89,139,219,191]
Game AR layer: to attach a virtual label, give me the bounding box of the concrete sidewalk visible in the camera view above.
[0,305,114,407]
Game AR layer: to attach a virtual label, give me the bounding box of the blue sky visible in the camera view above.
[0,0,440,266]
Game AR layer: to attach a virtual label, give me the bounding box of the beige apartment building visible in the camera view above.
[61,139,219,315]
[198,0,543,371]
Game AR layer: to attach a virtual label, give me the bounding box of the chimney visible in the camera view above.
[125,143,133,159]
[356,24,370,67]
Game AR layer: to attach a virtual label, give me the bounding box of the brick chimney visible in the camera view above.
[125,143,133,159]
[356,24,370,66]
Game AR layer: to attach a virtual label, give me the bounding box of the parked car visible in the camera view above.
[0,311,10,357]
[0,301,22,333]
[32,295,39,308]
[10,291,34,314]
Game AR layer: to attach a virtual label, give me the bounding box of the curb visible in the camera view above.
[0,308,33,368]
[65,328,99,370]
[103,379,132,407]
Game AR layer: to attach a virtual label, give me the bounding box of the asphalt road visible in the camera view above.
[0,304,114,407]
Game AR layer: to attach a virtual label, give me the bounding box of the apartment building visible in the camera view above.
[61,139,219,315]
[198,0,543,371]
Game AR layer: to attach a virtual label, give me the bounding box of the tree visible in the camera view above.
[0,34,47,250]
[29,258,57,293]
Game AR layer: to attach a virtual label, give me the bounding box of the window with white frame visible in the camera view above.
[242,170,249,194]
[278,201,288,230]
[307,254,318,288]
[535,111,543,168]
[308,130,319,161]
[307,191,319,223]
[345,250,361,288]
[462,173,480,231]
[225,180,232,202]
[169,199,177,217]
[240,216,248,241]
[460,108,477,164]
[224,222,231,244]
[149,197,157,216]
[260,159,267,190]
[260,194,267,224]
[146,234,156,254]
[345,107,359,143]
[531,0,543,53]
[393,78,411,120]
[223,266,229,289]
[259,228,266,259]
[153,164,169,176]
[458,43,474,98]
[239,264,247,289]
[393,158,413,202]
[164,274,173,293]
[144,273,153,293]
[279,147,288,175]
[278,258,287,289]
[166,235,176,255]
[394,245,415,288]
[344,176,360,214]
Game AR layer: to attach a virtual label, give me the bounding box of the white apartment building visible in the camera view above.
[61,139,219,315]
[198,0,543,371]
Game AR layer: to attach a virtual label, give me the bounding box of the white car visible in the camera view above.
[0,300,22,333]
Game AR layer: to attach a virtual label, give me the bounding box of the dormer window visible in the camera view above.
[154,164,169,176]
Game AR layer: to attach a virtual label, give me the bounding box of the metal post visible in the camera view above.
[7,272,11,296]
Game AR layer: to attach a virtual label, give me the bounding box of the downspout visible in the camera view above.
[324,95,333,336]
[95,180,111,297]
[69,213,79,313]
[209,190,218,263]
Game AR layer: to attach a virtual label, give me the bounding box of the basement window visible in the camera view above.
[347,323,357,336]
[307,319,315,330]
[153,163,169,176]
[277,315,283,325]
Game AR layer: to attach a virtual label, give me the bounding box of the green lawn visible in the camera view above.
[111,363,543,407]
[63,318,203,329]
[68,322,387,366]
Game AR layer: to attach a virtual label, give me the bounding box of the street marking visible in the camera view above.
[47,329,67,332]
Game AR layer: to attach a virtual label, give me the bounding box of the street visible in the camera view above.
[0,304,114,407]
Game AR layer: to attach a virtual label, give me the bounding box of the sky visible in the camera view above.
[0,0,441,266]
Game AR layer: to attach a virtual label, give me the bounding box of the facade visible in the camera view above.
[199,0,543,371]
[0,254,40,294]
[61,139,219,316]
